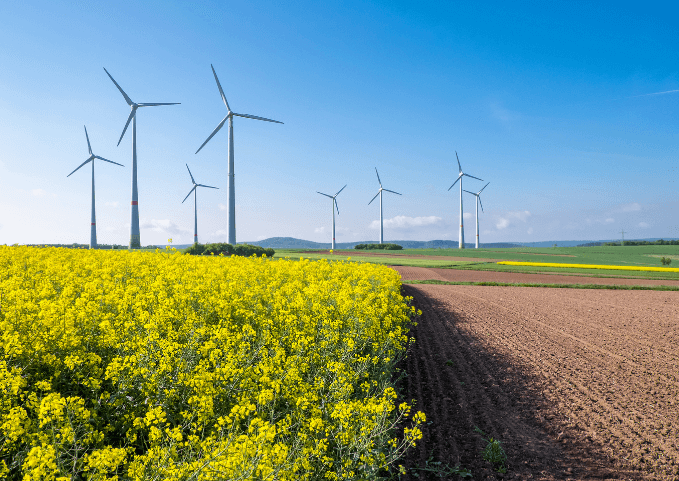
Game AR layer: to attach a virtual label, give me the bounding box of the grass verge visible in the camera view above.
[403,279,679,291]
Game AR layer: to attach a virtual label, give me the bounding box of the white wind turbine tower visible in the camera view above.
[67,126,124,249]
[464,182,489,249]
[182,164,219,245]
[104,67,180,249]
[317,185,346,250]
[369,168,401,244]
[448,152,483,249]
[196,64,283,245]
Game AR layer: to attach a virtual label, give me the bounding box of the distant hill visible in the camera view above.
[241,237,523,249]
[167,237,679,250]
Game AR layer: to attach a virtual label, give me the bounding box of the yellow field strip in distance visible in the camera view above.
[497,261,679,273]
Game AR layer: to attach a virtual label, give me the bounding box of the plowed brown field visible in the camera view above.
[398,283,679,480]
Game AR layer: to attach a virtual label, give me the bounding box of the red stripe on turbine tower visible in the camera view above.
[131,201,138,205]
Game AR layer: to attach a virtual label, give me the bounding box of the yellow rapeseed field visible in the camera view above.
[497,261,679,272]
[0,246,424,480]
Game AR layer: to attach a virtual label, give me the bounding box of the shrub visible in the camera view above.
[661,257,672,265]
[186,243,275,258]
[354,243,403,250]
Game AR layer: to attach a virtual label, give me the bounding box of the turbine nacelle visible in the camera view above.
[182,164,218,203]
[103,67,180,147]
[195,64,283,154]
[317,184,346,215]
[368,168,401,205]
[448,152,483,190]
[68,126,124,177]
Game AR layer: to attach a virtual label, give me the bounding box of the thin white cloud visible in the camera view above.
[527,227,533,234]
[605,218,614,224]
[496,210,531,230]
[141,219,190,236]
[105,201,119,208]
[463,212,473,220]
[490,102,520,124]
[218,203,228,211]
[626,89,679,99]
[496,218,510,230]
[314,226,326,234]
[31,189,46,197]
[638,222,649,228]
[369,215,443,230]
[620,203,641,212]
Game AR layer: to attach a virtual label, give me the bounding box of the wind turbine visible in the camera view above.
[195,64,283,246]
[317,185,346,250]
[368,168,401,244]
[448,152,483,249]
[104,67,180,249]
[464,182,489,249]
[67,126,124,249]
[182,164,218,245]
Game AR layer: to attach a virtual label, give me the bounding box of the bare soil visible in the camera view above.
[393,265,679,286]
[397,283,679,480]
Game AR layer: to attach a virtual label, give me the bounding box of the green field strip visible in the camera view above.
[403,279,679,291]
[442,263,679,280]
[498,261,679,273]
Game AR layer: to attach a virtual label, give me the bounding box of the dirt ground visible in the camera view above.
[397,283,679,480]
[393,265,679,286]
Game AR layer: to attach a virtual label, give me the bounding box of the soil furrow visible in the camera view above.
[398,282,679,480]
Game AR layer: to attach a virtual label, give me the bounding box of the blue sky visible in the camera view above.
[1,0,677,246]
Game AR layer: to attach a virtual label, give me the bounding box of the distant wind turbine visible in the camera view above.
[104,67,180,249]
[182,164,218,245]
[195,64,283,245]
[463,182,489,249]
[369,168,401,244]
[67,126,124,249]
[317,184,346,250]
[448,152,483,249]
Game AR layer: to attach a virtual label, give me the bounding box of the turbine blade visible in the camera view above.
[375,168,382,187]
[197,184,219,189]
[317,191,333,199]
[383,189,401,195]
[463,173,484,182]
[117,108,136,146]
[463,189,475,195]
[478,182,490,194]
[479,196,484,213]
[233,112,283,124]
[195,115,228,154]
[368,191,380,205]
[137,102,181,106]
[335,184,347,197]
[103,67,133,106]
[94,156,124,167]
[182,186,196,203]
[211,64,231,111]
[335,198,340,215]
[67,157,93,177]
[448,175,461,191]
[186,164,196,184]
[455,151,462,173]
[84,126,92,155]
